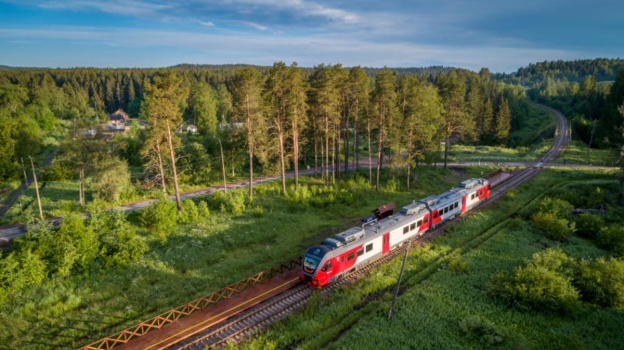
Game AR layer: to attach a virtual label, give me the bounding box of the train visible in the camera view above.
[300,178,491,288]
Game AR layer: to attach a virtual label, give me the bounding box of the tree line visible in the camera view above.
[494,58,624,87]
[0,63,518,204]
[136,64,513,206]
[528,68,624,149]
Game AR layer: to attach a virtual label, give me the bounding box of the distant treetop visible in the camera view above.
[493,58,624,86]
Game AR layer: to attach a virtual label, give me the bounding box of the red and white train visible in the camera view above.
[300,178,491,288]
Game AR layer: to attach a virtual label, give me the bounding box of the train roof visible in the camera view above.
[315,178,490,254]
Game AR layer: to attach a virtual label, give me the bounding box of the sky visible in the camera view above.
[0,0,622,73]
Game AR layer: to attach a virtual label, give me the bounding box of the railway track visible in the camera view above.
[164,106,570,350]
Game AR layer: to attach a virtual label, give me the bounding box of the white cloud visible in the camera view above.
[0,26,586,72]
[38,0,173,18]
[238,21,268,30]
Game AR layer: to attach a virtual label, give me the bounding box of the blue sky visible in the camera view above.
[0,0,621,72]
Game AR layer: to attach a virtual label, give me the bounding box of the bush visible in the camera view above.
[488,265,579,313]
[197,200,210,218]
[449,254,470,274]
[459,315,506,346]
[100,210,146,268]
[210,191,246,216]
[595,224,624,256]
[35,214,99,276]
[531,212,574,241]
[140,194,177,243]
[534,197,574,220]
[40,161,74,181]
[574,212,603,239]
[574,258,624,310]
[487,249,580,313]
[91,158,131,202]
[178,200,199,224]
[253,206,264,218]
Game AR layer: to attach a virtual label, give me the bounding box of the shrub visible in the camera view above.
[178,200,199,224]
[91,158,131,202]
[574,258,624,310]
[530,248,576,275]
[449,254,470,274]
[140,194,177,243]
[40,161,74,181]
[100,210,146,268]
[531,212,574,241]
[459,315,506,346]
[487,249,580,313]
[253,206,264,218]
[488,265,579,313]
[35,214,99,275]
[595,224,624,256]
[197,200,210,218]
[385,177,399,192]
[534,197,574,220]
[210,191,246,215]
[573,212,603,239]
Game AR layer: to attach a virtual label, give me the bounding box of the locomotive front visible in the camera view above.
[300,244,331,287]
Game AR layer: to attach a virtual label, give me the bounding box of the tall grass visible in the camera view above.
[0,166,489,350]
[234,168,623,350]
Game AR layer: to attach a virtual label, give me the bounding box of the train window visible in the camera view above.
[444,207,448,214]
[433,212,438,219]
[366,243,373,252]
[424,217,429,224]
[471,194,475,200]
[455,202,458,208]
[322,261,332,271]
[341,256,344,262]
[347,252,355,261]
[357,249,364,257]
[417,219,422,227]
[410,223,416,231]
[403,226,409,234]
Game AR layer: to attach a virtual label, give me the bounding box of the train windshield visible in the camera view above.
[303,255,320,273]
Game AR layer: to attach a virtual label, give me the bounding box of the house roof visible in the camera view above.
[109,109,129,121]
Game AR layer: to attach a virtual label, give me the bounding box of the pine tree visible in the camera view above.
[143,70,189,211]
[348,67,369,173]
[494,98,511,144]
[232,67,264,199]
[371,67,397,191]
[437,71,466,169]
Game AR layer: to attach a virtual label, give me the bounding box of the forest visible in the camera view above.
[0,63,518,202]
[493,58,624,86]
[0,59,623,349]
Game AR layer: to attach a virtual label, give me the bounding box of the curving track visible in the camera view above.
[161,106,570,350]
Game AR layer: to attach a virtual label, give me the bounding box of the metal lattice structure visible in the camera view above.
[78,256,302,350]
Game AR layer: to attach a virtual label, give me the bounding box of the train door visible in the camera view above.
[461,196,466,213]
[382,233,390,254]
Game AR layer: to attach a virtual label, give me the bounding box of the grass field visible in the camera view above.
[0,167,496,350]
[233,168,624,350]
[442,142,548,163]
[554,140,620,166]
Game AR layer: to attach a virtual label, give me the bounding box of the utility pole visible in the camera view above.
[216,137,227,192]
[20,157,29,189]
[388,240,411,321]
[586,119,597,164]
[28,156,43,221]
